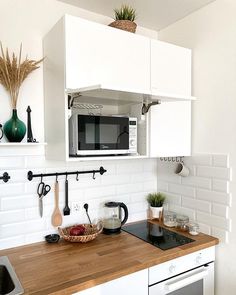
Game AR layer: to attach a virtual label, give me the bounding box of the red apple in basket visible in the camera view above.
[70,225,86,236]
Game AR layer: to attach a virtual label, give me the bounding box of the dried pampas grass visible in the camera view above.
[0,43,43,109]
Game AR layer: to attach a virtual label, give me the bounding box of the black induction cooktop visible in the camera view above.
[122,220,194,250]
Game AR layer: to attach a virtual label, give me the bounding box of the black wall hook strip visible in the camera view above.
[0,172,10,183]
[27,166,107,181]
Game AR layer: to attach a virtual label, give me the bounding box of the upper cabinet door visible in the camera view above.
[151,40,192,99]
[65,16,150,94]
[149,101,191,157]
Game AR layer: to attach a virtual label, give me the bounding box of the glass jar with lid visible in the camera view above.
[163,211,176,227]
[188,222,200,235]
[176,214,189,231]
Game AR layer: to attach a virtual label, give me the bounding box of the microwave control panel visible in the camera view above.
[129,118,137,154]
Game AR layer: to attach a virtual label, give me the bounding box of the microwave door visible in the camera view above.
[77,115,129,155]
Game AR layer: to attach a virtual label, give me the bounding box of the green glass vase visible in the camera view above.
[4,109,26,142]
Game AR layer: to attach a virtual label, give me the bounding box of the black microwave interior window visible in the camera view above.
[77,115,129,151]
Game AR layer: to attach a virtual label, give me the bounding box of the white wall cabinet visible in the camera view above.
[43,14,192,161]
[65,15,150,94]
[149,101,191,157]
[74,269,148,295]
[151,40,192,99]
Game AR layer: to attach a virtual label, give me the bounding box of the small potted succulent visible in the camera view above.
[147,192,166,220]
[109,5,137,33]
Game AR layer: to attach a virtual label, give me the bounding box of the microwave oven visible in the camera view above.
[69,114,137,156]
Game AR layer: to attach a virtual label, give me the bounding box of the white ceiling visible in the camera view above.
[59,0,215,31]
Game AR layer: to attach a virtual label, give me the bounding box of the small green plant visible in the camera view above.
[114,5,136,22]
[147,193,166,207]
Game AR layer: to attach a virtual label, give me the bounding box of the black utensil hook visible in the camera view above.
[0,172,10,183]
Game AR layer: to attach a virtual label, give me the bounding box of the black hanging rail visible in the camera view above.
[0,172,10,183]
[27,166,107,181]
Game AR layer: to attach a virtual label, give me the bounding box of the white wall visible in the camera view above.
[158,1,236,294]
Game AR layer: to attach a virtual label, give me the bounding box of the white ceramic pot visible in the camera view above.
[150,206,163,220]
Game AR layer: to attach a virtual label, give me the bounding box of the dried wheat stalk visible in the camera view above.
[0,43,43,109]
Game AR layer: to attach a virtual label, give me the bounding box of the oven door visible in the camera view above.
[77,115,129,155]
[149,263,214,295]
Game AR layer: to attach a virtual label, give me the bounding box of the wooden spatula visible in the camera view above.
[51,180,62,227]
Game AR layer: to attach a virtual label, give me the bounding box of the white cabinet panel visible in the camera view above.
[151,40,191,98]
[74,269,148,295]
[65,15,150,94]
[149,101,191,157]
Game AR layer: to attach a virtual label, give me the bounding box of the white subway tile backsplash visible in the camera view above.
[0,183,25,196]
[196,212,231,231]
[0,156,156,250]
[116,182,143,195]
[212,179,229,193]
[182,197,211,213]
[116,162,143,174]
[165,193,181,205]
[197,166,231,180]
[197,223,211,235]
[129,201,148,214]
[185,155,212,166]
[0,152,232,250]
[143,159,158,173]
[1,219,46,238]
[168,204,195,220]
[157,180,168,192]
[212,204,229,218]
[1,195,38,210]
[196,189,231,205]
[168,183,195,198]
[0,156,25,168]
[212,154,229,168]
[181,176,211,189]
[157,153,231,244]
[84,185,116,199]
[0,210,25,225]
[0,235,25,251]
[143,180,157,191]
[130,192,147,203]
[101,174,130,185]
[130,172,156,183]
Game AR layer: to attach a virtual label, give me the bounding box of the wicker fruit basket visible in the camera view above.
[58,223,103,243]
[109,20,137,33]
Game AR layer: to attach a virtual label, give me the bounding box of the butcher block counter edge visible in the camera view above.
[0,220,219,295]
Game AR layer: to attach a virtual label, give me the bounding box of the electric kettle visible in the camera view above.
[103,202,129,234]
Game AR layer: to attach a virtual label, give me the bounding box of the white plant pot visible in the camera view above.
[150,206,163,220]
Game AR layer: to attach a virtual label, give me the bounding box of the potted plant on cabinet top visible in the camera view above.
[147,192,166,220]
[109,5,137,33]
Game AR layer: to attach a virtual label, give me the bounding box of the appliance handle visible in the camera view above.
[119,202,129,226]
[165,268,208,292]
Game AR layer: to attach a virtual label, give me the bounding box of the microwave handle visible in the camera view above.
[165,267,209,292]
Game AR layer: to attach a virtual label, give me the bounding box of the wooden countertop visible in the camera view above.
[0,220,219,295]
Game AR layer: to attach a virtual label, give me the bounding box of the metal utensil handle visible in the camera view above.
[65,179,69,205]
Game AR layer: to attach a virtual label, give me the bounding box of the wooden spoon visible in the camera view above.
[51,180,62,227]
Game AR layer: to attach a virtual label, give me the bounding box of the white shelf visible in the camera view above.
[0,142,47,156]
[67,155,149,162]
[0,142,47,146]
